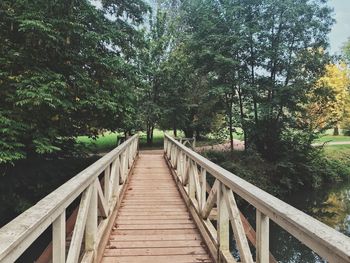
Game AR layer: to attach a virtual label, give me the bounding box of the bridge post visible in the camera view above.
[104,165,111,206]
[217,182,229,261]
[112,158,120,199]
[188,161,196,200]
[256,210,269,263]
[85,180,98,251]
[200,168,206,213]
[52,211,66,263]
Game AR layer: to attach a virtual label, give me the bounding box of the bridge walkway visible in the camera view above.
[101,150,212,263]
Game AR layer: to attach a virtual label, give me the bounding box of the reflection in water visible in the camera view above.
[235,182,350,262]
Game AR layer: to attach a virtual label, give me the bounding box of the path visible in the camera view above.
[100,150,212,263]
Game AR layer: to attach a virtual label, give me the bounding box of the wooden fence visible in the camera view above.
[0,135,138,263]
[164,133,350,263]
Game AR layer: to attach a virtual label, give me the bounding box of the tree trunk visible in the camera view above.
[151,126,154,142]
[238,86,247,150]
[228,101,234,152]
[333,124,339,136]
[173,122,177,137]
[146,123,152,144]
[195,129,201,141]
[184,129,194,138]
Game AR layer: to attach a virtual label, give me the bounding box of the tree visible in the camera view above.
[0,0,149,164]
[138,7,169,144]
[307,63,350,135]
[159,43,218,138]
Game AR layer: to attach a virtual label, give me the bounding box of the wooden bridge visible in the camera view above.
[0,134,350,263]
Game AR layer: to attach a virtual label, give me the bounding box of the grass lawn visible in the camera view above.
[139,129,165,149]
[77,128,247,153]
[316,135,350,143]
[323,144,350,161]
[77,129,168,153]
[77,132,121,153]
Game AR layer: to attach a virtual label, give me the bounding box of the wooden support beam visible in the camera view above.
[217,183,229,256]
[96,179,108,218]
[256,210,269,263]
[223,187,253,263]
[52,212,66,263]
[85,181,98,252]
[66,185,93,263]
[202,180,219,219]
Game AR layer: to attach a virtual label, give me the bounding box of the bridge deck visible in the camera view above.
[100,151,213,263]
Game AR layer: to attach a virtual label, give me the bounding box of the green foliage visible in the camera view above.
[0,0,149,163]
[203,147,350,195]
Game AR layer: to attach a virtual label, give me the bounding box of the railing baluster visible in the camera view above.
[104,165,110,204]
[66,186,93,263]
[256,210,269,263]
[128,145,132,168]
[188,161,196,199]
[114,157,120,197]
[200,167,206,213]
[217,182,229,259]
[85,180,98,251]
[120,151,127,183]
[52,211,66,263]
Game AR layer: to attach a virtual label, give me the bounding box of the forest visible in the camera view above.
[1,0,350,208]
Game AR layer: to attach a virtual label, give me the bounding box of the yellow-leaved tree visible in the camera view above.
[306,63,350,134]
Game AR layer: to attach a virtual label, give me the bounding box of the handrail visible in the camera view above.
[164,134,350,263]
[0,134,139,263]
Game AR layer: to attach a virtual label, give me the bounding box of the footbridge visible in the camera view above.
[0,134,349,263]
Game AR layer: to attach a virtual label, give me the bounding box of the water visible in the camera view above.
[238,182,350,262]
[0,156,99,262]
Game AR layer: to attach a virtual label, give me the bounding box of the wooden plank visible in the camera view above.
[117,211,190,216]
[114,224,197,230]
[101,254,212,263]
[120,204,186,208]
[119,208,188,212]
[109,233,202,241]
[116,215,192,220]
[116,219,193,225]
[104,246,208,256]
[106,240,205,248]
[100,152,213,263]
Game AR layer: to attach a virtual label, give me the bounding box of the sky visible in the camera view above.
[92,0,349,55]
[328,0,350,55]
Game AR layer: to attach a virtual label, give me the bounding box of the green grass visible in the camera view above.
[77,129,167,153]
[316,135,350,143]
[77,132,121,153]
[324,144,350,161]
[139,129,165,149]
[76,128,247,153]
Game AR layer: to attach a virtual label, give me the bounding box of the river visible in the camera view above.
[236,180,350,262]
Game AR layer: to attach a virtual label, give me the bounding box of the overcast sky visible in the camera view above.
[328,0,350,54]
[93,0,349,55]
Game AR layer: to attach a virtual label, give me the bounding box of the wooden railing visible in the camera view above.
[0,135,138,263]
[164,134,350,263]
[175,137,196,149]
